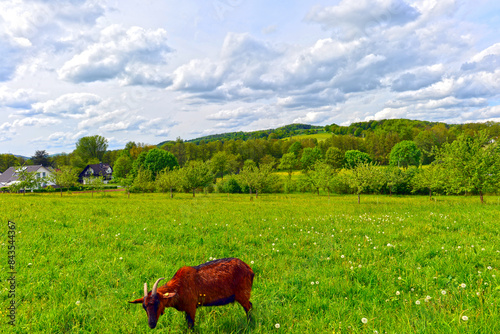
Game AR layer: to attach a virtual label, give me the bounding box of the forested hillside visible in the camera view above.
[158,123,323,146]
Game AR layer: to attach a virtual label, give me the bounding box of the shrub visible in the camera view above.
[216,176,242,193]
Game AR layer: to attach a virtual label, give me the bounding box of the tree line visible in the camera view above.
[1,119,499,202]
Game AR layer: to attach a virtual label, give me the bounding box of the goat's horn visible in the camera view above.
[152,277,165,296]
[144,283,148,299]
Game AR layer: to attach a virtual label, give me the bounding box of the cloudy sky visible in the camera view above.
[1,0,500,156]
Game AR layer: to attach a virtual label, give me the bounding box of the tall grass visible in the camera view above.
[0,193,498,333]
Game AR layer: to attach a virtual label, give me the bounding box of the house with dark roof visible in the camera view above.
[78,163,113,184]
[0,165,55,189]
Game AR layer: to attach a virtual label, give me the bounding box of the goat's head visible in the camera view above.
[129,277,176,329]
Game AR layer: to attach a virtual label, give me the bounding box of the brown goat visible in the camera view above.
[129,258,254,329]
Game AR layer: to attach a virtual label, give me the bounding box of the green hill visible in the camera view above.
[158,123,323,146]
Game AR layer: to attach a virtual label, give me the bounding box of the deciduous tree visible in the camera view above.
[278,152,298,179]
[75,135,108,162]
[180,161,213,197]
[300,147,322,171]
[411,164,446,200]
[113,155,133,178]
[143,148,179,179]
[348,162,383,204]
[210,151,238,180]
[156,167,181,198]
[31,150,51,167]
[434,130,500,203]
[53,166,78,196]
[389,140,421,168]
[344,150,372,169]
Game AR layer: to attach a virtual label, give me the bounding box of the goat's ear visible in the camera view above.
[129,297,144,304]
[161,292,176,299]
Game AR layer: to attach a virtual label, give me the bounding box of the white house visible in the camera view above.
[0,165,55,189]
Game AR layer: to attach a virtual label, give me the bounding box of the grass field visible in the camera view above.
[1,192,499,333]
[286,132,332,142]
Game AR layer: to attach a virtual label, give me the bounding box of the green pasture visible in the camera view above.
[1,192,499,333]
[285,132,331,142]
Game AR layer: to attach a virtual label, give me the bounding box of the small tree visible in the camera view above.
[239,162,276,198]
[132,168,155,193]
[84,176,105,197]
[301,164,322,196]
[239,164,258,196]
[53,166,78,196]
[348,162,383,204]
[210,151,238,180]
[411,164,445,200]
[384,166,405,196]
[252,163,276,198]
[316,161,337,197]
[434,130,500,203]
[15,168,38,195]
[278,152,298,180]
[156,167,181,198]
[117,173,135,198]
[180,161,213,197]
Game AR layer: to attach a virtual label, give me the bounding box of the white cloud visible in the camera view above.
[293,112,330,124]
[0,87,41,109]
[138,118,174,137]
[13,117,60,127]
[391,64,445,92]
[77,109,129,130]
[461,105,500,122]
[31,93,102,117]
[306,0,420,40]
[0,0,106,81]
[58,25,173,85]
[170,58,225,92]
[470,42,500,63]
[207,107,260,121]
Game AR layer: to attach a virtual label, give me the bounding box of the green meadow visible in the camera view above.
[286,132,332,142]
[1,192,499,333]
